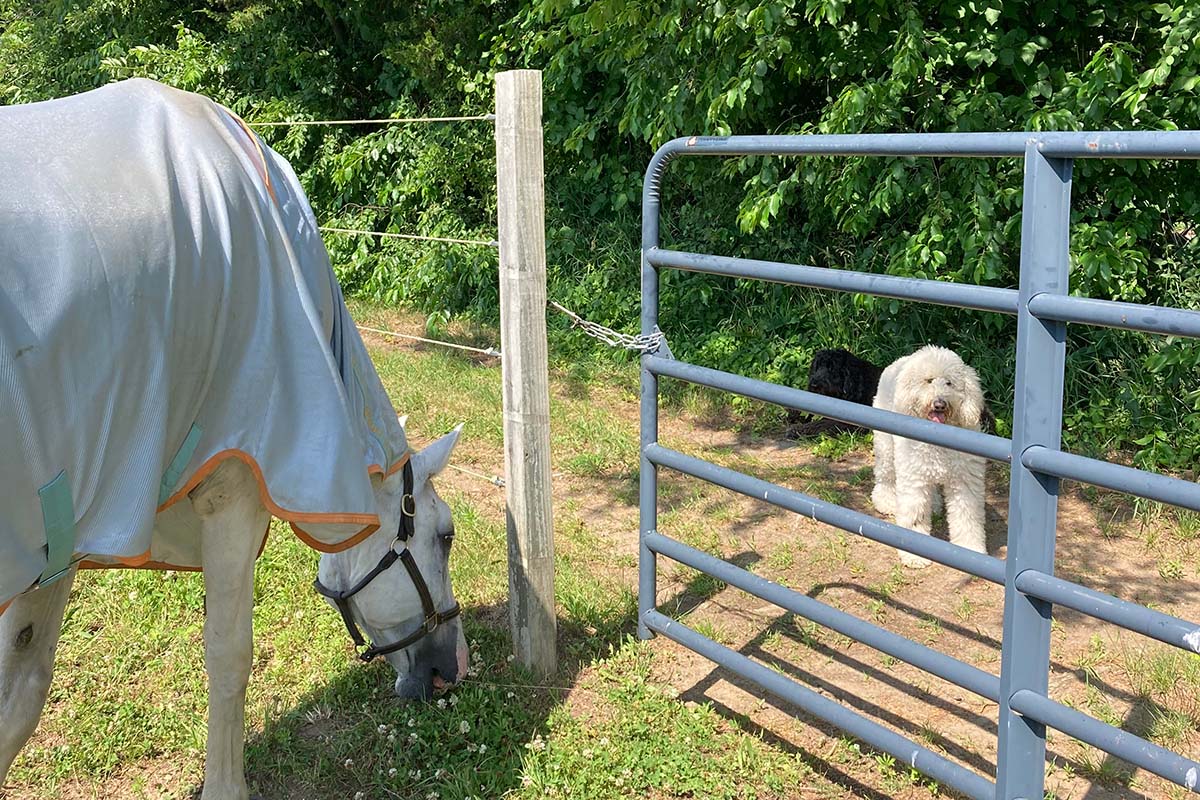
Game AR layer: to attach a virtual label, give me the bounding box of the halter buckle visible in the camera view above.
[424,613,441,634]
[401,494,416,517]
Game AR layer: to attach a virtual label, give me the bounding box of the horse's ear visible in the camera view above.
[412,424,463,479]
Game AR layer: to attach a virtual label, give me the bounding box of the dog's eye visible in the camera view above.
[926,378,934,384]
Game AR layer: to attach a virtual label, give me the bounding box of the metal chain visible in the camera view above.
[549,301,664,354]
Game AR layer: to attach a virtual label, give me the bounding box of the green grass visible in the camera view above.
[520,645,814,800]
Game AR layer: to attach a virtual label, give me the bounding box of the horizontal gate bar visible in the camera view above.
[1021,446,1200,513]
[649,131,1200,161]
[646,444,1006,584]
[646,531,1001,700]
[646,248,1019,314]
[642,609,996,800]
[646,356,1012,462]
[1015,569,1200,654]
[1027,293,1200,339]
[1008,689,1200,793]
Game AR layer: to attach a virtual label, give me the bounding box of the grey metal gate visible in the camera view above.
[637,132,1200,800]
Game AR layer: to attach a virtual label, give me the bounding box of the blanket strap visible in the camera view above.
[159,423,203,505]
[37,470,76,586]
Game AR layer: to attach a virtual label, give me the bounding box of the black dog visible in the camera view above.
[788,348,996,437]
[787,349,884,436]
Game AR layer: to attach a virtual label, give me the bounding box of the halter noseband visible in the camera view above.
[313,458,461,662]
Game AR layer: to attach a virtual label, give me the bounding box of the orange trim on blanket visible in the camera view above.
[225,110,277,203]
[156,448,411,553]
[0,449,410,617]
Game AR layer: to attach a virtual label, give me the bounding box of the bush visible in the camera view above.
[2,0,1196,468]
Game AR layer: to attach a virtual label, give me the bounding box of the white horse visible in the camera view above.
[0,426,467,798]
[0,79,468,798]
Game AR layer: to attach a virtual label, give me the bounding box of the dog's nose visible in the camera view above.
[932,398,948,412]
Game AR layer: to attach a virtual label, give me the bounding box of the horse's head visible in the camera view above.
[317,424,468,699]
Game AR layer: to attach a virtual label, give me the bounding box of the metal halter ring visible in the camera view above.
[401,493,417,517]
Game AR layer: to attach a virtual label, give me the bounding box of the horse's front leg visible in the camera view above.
[191,460,270,800]
[0,568,77,782]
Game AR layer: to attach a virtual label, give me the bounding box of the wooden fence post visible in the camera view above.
[495,69,557,677]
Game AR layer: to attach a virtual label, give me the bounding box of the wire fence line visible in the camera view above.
[355,324,502,358]
[445,463,506,488]
[248,114,495,127]
[320,226,499,248]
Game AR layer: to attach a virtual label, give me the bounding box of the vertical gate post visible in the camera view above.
[495,69,557,677]
[638,156,667,640]
[995,145,1073,799]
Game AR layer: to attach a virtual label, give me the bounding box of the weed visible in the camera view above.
[1158,558,1185,580]
[812,432,866,460]
[954,595,977,622]
[917,615,943,643]
[1076,635,1106,681]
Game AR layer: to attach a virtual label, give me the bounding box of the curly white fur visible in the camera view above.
[871,345,987,568]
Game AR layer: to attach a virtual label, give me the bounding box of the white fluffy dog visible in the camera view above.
[871,345,987,568]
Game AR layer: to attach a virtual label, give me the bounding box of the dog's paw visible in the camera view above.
[871,486,896,516]
[899,551,932,569]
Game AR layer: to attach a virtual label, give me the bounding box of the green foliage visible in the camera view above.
[2,0,1198,467]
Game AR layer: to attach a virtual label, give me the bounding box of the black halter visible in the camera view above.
[313,459,461,662]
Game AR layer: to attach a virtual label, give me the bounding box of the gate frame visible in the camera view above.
[638,132,1200,800]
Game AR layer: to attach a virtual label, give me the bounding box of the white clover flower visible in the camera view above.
[520,776,534,787]
[344,758,354,768]
[467,743,479,753]
[408,718,416,727]
[377,724,388,734]
[354,792,363,800]
[434,768,446,780]
[459,720,470,734]
[598,737,609,746]
[436,698,447,709]
[479,744,487,754]
[388,767,397,777]
[506,691,515,699]
[448,694,459,707]
[506,654,515,662]
[409,732,420,743]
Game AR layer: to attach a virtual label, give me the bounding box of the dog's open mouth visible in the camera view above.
[927,410,947,424]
